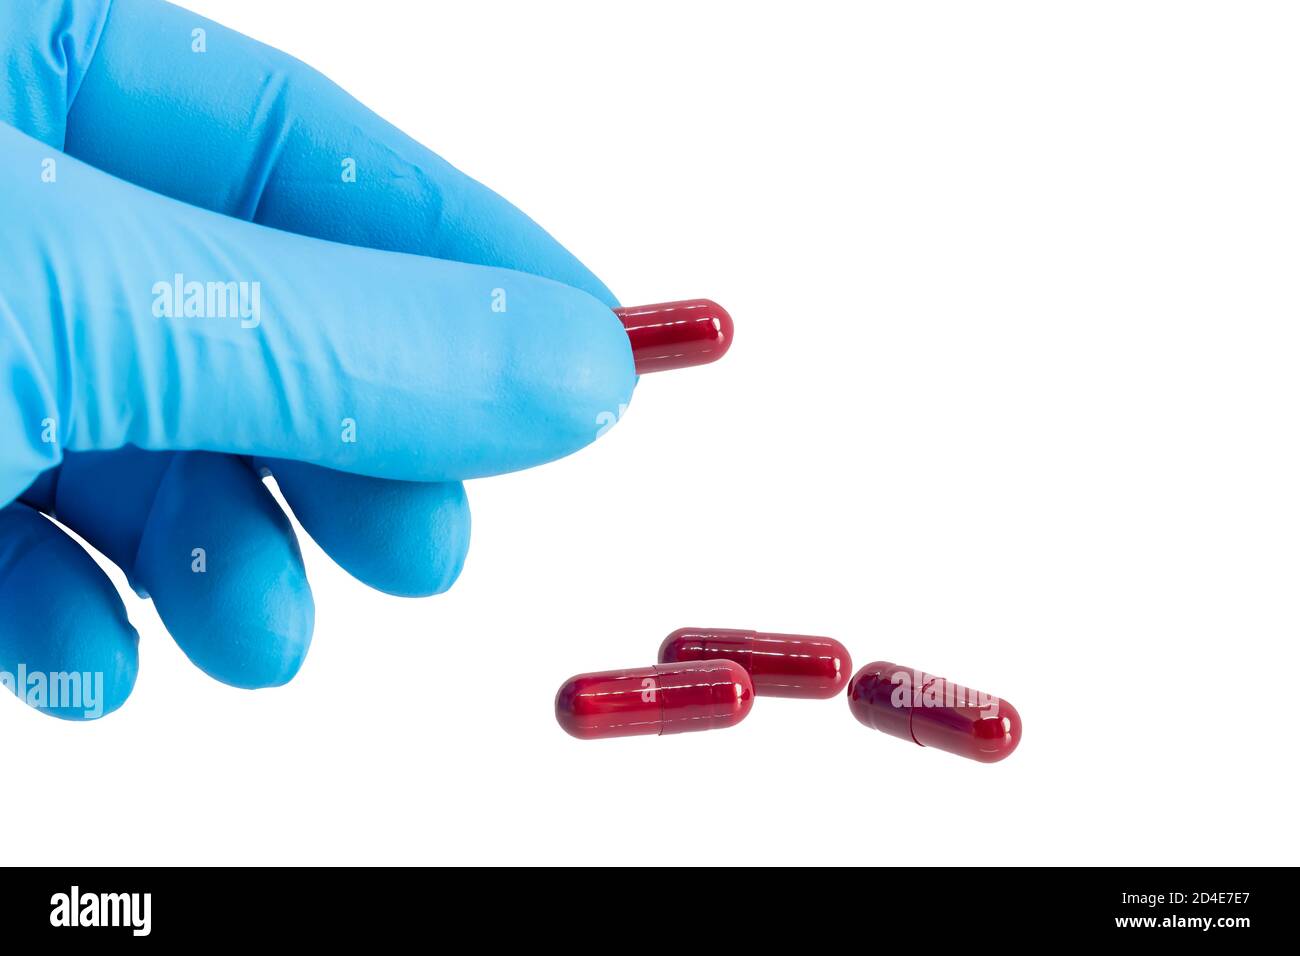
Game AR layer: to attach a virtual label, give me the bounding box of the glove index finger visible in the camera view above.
[1,123,636,487]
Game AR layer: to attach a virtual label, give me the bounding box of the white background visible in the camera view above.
[6,0,1299,866]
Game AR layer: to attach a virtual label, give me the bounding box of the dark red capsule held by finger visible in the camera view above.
[615,299,734,374]
[658,627,852,699]
[555,659,754,740]
[847,661,1022,763]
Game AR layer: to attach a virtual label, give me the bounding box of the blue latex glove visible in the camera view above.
[0,0,636,718]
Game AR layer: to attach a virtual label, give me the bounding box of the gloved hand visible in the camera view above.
[0,0,636,719]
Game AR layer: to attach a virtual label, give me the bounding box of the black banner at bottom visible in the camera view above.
[0,866,1289,942]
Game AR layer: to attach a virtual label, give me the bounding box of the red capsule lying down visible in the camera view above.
[847,662,1021,763]
[615,299,734,374]
[556,660,754,740]
[659,627,852,699]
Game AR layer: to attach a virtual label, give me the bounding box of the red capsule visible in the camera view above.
[615,299,734,374]
[658,627,852,699]
[555,660,753,740]
[847,661,1022,763]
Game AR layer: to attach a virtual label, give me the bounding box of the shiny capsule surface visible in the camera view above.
[614,299,734,374]
[555,659,754,740]
[658,627,852,699]
[847,661,1022,763]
